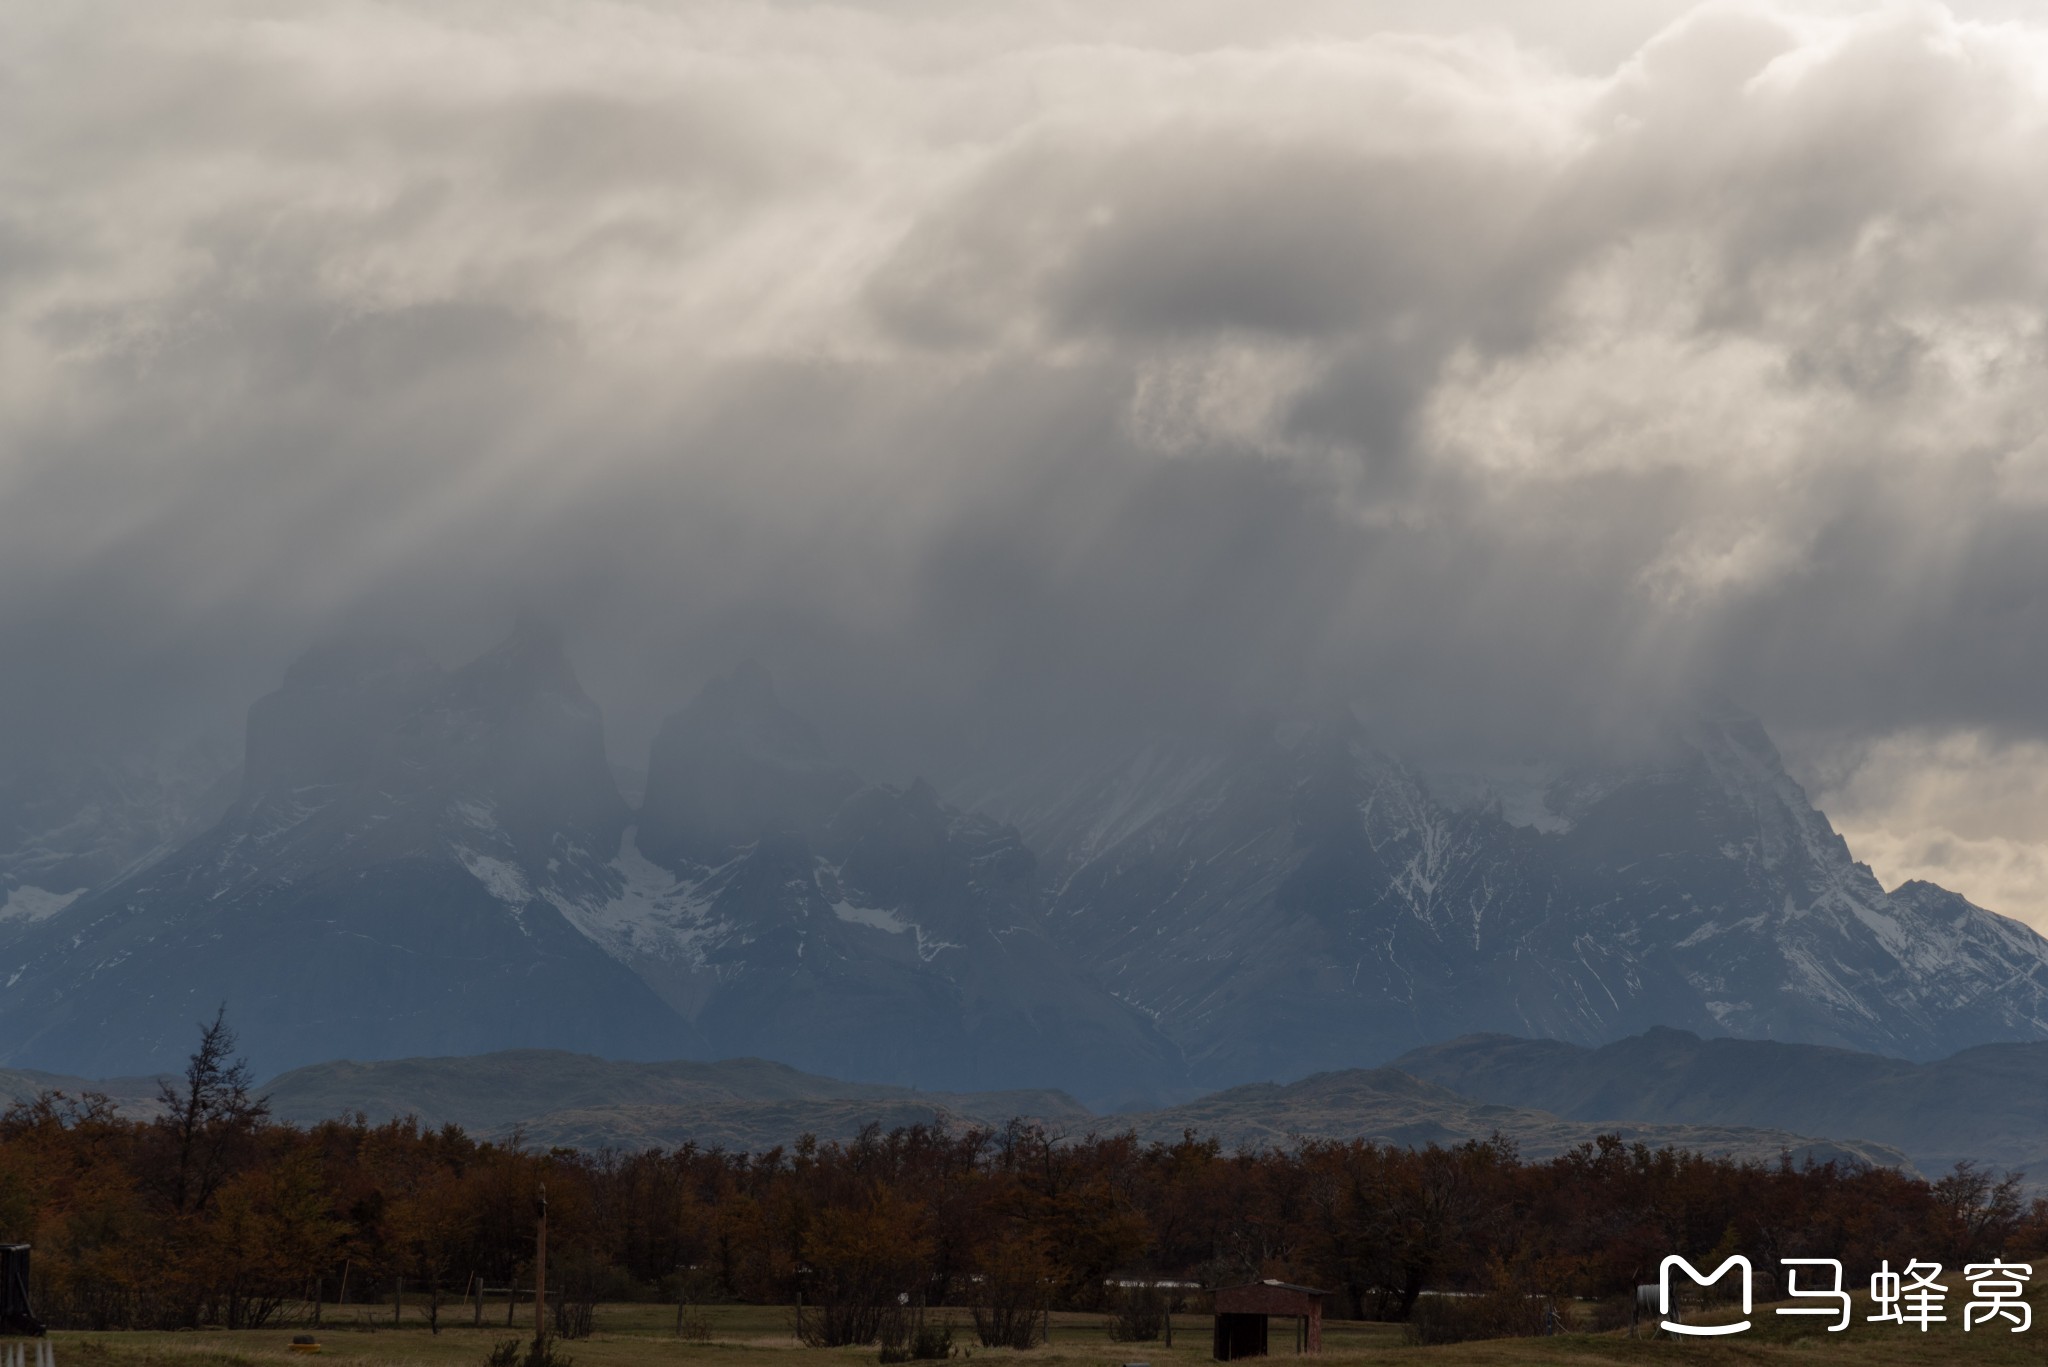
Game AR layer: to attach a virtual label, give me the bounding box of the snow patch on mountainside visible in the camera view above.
[451,798,501,834]
[0,885,86,923]
[833,900,909,934]
[543,827,725,967]
[914,927,963,961]
[457,848,533,905]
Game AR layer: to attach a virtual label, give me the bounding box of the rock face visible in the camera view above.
[1008,705,2048,1085]
[0,622,698,1078]
[635,659,859,868]
[546,665,1185,1105]
[7,630,2048,1107]
[0,737,235,939]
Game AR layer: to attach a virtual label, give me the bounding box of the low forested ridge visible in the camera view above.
[1,1020,2036,1337]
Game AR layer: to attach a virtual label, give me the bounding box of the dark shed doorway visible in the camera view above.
[2,1245,43,1336]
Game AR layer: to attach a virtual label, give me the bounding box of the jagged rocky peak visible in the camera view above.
[832,775,946,849]
[243,633,444,793]
[1552,699,1860,877]
[667,659,836,768]
[828,777,1036,910]
[638,661,860,867]
[243,620,626,847]
[1502,700,1812,835]
[448,610,596,717]
[0,618,695,1078]
[412,616,627,846]
[1890,878,1962,912]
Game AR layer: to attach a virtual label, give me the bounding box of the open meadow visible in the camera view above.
[37,1277,2048,1367]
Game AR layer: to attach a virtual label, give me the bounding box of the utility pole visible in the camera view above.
[535,1183,549,1342]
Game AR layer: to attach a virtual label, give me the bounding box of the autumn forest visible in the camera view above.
[1,1020,2035,1343]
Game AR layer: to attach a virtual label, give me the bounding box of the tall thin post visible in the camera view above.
[535,1183,549,1341]
[676,1265,686,1338]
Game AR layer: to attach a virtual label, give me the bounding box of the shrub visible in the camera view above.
[1105,1286,1163,1342]
[796,1189,932,1348]
[485,1336,576,1367]
[879,1306,909,1364]
[910,1315,954,1359]
[971,1235,1047,1349]
[551,1294,595,1341]
[880,1310,954,1363]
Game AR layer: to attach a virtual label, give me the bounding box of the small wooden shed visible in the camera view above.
[1212,1280,1327,1360]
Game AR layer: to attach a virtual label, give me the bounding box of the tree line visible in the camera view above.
[1,1016,2035,1337]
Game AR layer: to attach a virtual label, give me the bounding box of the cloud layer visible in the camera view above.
[8,1,2048,915]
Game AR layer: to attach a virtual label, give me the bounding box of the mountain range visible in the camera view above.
[1391,1026,2048,1178]
[5,619,2048,1107]
[0,1040,1916,1174]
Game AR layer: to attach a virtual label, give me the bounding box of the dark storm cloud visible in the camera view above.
[8,1,2048,910]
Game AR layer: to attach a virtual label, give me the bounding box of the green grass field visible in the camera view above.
[36,1277,2048,1367]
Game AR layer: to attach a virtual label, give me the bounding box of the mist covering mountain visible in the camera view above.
[998,705,2048,1083]
[0,738,235,935]
[5,625,2048,1109]
[17,2,2048,1111]
[0,622,698,1077]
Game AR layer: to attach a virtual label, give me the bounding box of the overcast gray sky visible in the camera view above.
[7,1,2048,920]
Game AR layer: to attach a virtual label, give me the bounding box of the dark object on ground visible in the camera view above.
[1,1245,44,1337]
